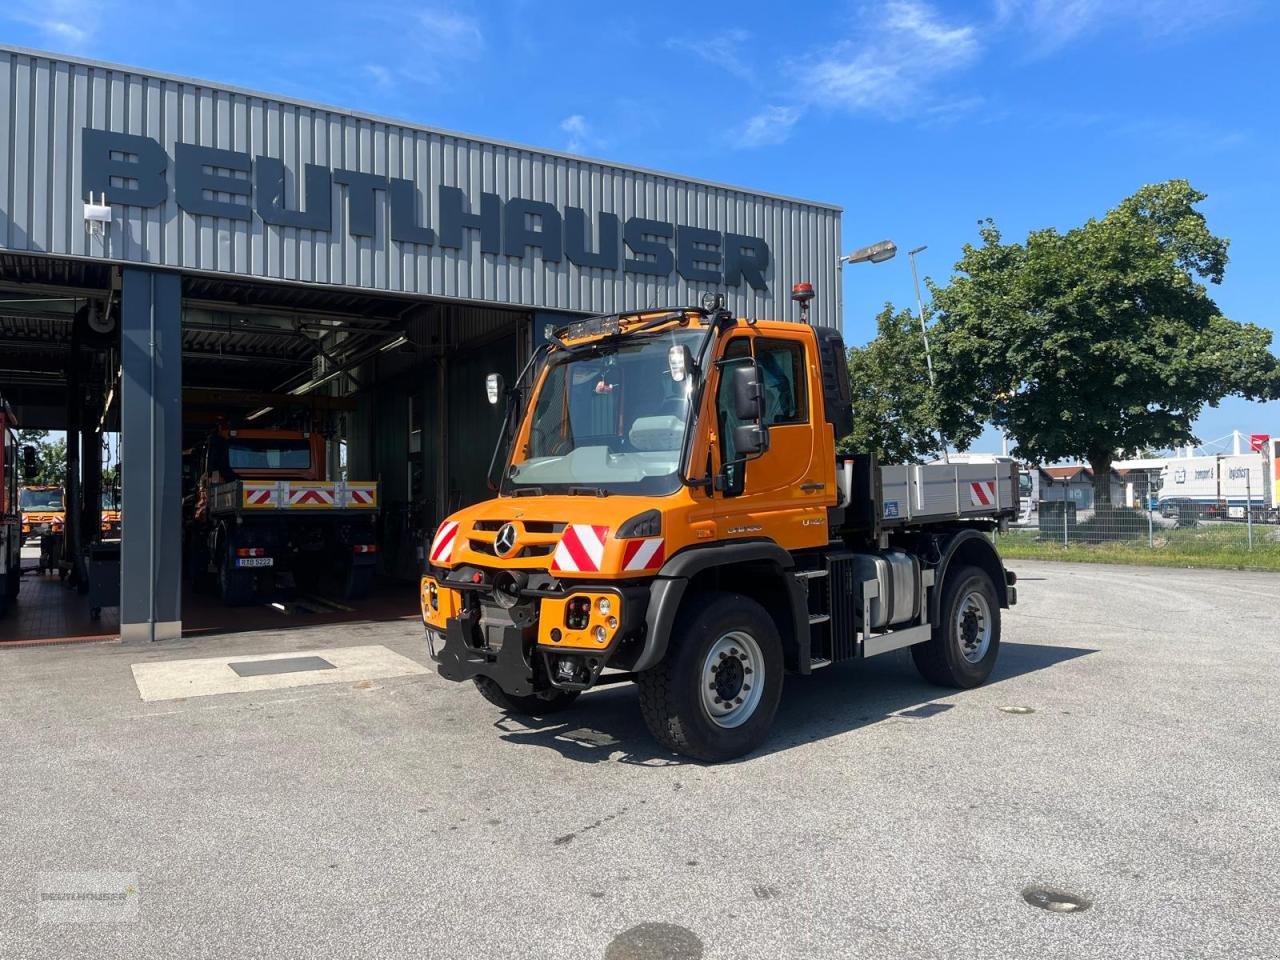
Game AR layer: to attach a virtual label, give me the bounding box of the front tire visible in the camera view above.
[912,565,1001,688]
[636,592,783,762]
[472,676,579,715]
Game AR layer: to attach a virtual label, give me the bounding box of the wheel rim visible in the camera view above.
[701,630,765,728]
[955,589,992,663]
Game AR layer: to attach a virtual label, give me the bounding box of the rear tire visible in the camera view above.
[218,557,256,607]
[636,592,783,762]
[912,565,1000,688]
[472,676,579,715]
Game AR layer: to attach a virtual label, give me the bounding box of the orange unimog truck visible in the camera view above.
[187,425,379,606]
[19,485,65,546]
[420,297,1019,761]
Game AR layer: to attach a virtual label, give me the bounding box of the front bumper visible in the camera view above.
[424,573,648,695]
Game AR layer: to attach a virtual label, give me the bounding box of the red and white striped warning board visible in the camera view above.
[969,480,997,507]
[242,484,278,508]
[621,537,665,572]
[552,524,609,573]
[429,520,460,565]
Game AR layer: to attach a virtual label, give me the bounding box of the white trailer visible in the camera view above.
[1158,450,1277,519]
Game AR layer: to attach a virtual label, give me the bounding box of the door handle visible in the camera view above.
[800,482,825,492]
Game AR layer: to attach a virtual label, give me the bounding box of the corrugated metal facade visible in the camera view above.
[0,46,843,325]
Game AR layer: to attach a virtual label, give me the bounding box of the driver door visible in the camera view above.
[712,331,830,551]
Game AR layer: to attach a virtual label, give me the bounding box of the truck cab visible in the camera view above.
[20,485,65,543]
[421,302,1016,761]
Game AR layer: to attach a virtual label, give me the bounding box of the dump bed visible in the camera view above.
[209,480,379,516]
[837,458,1019,528]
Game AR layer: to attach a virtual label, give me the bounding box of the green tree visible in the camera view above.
[840,304,944,463]
[931,180,1280,505]
[16,430,67,488]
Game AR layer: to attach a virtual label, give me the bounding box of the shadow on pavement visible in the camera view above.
[489,641,1095,766]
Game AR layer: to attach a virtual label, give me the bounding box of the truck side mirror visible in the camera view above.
[22,445,37,479]
[485,373,504,406]
[731,364,764,421]
[733,423,769,457]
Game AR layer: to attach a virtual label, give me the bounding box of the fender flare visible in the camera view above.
[929,528,1009,622]
[632,539,800,673]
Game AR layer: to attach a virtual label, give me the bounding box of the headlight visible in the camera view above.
[597,597,611,616]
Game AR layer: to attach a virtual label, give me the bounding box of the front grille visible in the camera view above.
[472,519,565,534]
[467,539,555,559]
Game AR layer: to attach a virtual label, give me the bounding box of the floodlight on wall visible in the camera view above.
[84,192,112,237]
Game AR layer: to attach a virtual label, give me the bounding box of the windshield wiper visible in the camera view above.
[512,486,544,497]
[567,486,609,497]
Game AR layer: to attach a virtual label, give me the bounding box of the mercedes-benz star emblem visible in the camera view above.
[495,523,519,558]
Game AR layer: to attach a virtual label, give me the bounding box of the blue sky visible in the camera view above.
[4,0,1278,452]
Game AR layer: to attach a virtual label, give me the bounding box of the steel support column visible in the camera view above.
[120,268,182,643]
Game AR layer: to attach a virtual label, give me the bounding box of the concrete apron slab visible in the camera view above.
[130,644,429,702]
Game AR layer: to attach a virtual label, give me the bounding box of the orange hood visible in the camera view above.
[426,494,696,580]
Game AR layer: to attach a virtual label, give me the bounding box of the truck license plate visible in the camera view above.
[236,557,274,568]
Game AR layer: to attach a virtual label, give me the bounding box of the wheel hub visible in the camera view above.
[701,631,765,729]
[955,591,992,664]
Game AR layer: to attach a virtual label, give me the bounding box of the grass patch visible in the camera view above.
[996,520,1280,572]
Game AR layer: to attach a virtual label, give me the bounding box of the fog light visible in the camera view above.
[597,597,611,616]
[594,625,607,643]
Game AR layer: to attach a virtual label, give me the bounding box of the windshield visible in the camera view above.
[505,330,702,496]
[102,490,119,510]
[21,488,63,511]
[227,439,312,471]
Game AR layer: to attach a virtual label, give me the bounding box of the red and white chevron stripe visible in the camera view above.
[621,537,665,572]
[289,487,336,506]
[969,481,997,507]
[552,524,609,573]
[429,520,460,565]
[242,485,276,508]
[348,487,376,507]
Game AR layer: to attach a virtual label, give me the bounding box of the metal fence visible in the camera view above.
[994,500,1280,570]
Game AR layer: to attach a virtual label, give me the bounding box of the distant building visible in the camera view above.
[1038,465,1124,509]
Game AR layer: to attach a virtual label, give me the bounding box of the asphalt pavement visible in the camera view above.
[1,560,1277,959]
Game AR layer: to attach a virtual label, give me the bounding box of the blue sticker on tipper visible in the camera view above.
[884,501,900,518]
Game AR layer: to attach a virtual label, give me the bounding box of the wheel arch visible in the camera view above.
[930,529,1008,624]
[633,540,805,673]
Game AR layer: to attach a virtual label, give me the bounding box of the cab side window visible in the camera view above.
[715,338,753,468]
[755,339,807,426]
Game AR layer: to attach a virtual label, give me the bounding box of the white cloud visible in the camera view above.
[5,0,101,50]
[665,29,753,80]
[559,114,593,154]
[414,5,485,57]
[364,64,395,90]
[801,1,981,115]
[736,105,803,148]
[994,0,1250,51]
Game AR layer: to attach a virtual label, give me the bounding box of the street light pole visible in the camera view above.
[908,244,949,462]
